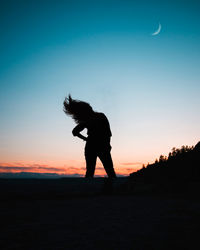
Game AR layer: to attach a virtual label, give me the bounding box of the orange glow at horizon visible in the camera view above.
[0,160,143,177]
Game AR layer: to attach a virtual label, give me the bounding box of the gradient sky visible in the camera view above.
[0,0,200,176]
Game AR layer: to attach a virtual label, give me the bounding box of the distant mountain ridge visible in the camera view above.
[0,172,82,179]
[130,141,200,182]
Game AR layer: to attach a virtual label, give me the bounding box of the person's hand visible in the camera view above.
[81,135,87,141]
[76,133,87,141]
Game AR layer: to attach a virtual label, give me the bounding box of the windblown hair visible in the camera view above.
[63,95,94,124]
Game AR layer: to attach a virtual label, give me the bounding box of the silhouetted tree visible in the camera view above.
[130,142,200,182]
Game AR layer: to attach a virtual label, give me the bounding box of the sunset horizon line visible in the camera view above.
[0,161,143,177]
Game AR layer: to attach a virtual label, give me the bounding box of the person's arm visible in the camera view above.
[72,123,87,141]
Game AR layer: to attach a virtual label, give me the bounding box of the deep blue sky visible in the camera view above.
[0,0,200,174]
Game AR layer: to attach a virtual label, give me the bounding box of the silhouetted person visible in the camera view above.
[63,95,116,179]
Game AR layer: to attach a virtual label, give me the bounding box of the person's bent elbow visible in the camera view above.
[72,129,78,136]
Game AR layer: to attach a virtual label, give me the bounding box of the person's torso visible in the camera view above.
[85,112,112,143]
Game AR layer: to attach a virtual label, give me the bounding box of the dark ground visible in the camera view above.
[0,178,199,250]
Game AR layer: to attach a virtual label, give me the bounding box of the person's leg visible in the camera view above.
[98,149,116,178]
[85,144,97,178]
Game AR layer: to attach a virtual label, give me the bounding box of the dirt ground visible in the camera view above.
[0,178,199,250]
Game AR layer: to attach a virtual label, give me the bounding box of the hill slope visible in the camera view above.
[130,142,200,182]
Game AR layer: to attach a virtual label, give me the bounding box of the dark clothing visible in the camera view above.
[85,141,116,178]
[72,112,112,142]
[72,112,116,178]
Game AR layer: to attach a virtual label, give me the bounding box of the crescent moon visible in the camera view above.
[151,23,161,36]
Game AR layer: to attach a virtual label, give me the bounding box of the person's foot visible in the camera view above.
[84,176,94,182]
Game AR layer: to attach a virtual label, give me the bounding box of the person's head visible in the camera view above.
[63,95,94,123]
